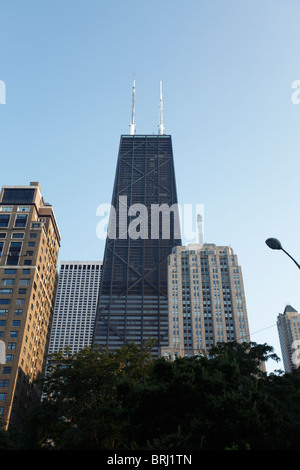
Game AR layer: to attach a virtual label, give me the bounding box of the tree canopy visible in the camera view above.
[6,340,300,450]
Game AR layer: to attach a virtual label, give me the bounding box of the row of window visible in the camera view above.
[0,299,25,305]
[0,240,34,266]
[0,309,22,316]
[0,232,36,241]
[61,264,101,270]
[0,320,20,326]
[1,279,30,286]
[0,331,19,338]
[0,233,36,243]
[0,214,28,228]
[0,206,30,213]
[0,269,31,275]
[0,288,27,294]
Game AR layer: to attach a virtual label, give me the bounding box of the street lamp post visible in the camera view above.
[265,238,300,270]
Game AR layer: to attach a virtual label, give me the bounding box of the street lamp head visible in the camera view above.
[265,238,282,250]
[265,238,300,270]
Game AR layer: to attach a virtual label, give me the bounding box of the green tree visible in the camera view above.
[123,341,281,450]
[0,418,16,450]
[18,340,155,450]
[13,340,300,450]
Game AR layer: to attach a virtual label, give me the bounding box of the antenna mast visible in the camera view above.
[158,80,165,135]
[129,74,136,135]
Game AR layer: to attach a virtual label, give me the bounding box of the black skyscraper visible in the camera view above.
[93,84,181,355]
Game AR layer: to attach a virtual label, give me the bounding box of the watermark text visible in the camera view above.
[0,80,6,104]
[292,340,300,367]
[96,198,204,244]
[0,340,6,364]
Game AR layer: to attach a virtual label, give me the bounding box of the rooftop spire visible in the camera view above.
[129,74,136,135]
[158,80,165,135]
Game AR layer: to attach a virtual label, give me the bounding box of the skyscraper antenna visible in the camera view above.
[129,74,136,135]
[158,80,165,135]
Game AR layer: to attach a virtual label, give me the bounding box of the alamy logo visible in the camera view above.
[291,340,300,367]
[0,80,6,104]
[291,80,300,104]
[0,340,6,364]
[96,198,204,243]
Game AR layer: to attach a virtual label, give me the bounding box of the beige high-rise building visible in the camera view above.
[277,305,300,373]
[160,243,250,358]
[0,182,60,428]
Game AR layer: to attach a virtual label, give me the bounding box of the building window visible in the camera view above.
[0,215,10,228]
[14,214,27,228]
[4,269,16,275]
[12,233,24,239]
[7,242,22,265]
[0,380,9,387]
[2,367,12,374]
[2,279,14,286]
[0,299,10,305]
[0,289,12,294]
[0,393,7,400]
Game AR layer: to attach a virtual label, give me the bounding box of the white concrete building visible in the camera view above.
[48,261,102,355]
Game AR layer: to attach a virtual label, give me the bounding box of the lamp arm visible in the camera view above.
[282,248,300,270]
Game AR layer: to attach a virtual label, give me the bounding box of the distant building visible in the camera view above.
[277,305,300,373]
[48,261,102,356]
[0,182,60,428]
[160,243,251,358]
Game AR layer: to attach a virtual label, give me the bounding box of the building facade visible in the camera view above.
[160,243,250,357]
[0,182,60,428]
[92,134,181,355]
[48,261,102,356]
[277,305,300,373]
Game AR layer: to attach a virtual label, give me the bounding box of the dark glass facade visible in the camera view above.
[2,189,34,204]
[93,135,181,355]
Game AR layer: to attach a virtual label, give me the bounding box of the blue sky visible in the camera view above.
[1,0,300,372]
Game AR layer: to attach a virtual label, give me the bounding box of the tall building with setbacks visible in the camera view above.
[0,182,60,428]
[160,243,251,358]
